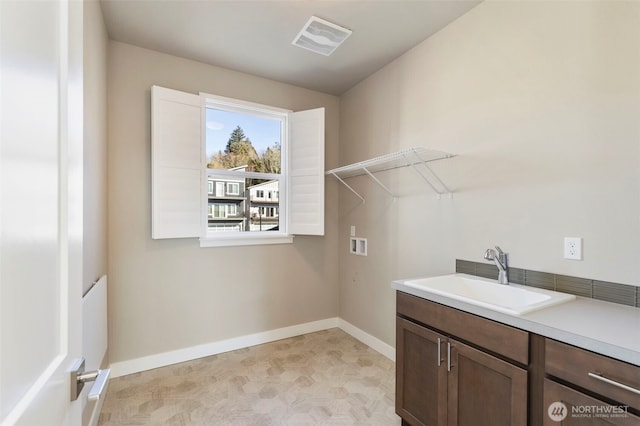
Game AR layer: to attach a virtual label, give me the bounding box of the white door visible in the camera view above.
[1,0,84,425]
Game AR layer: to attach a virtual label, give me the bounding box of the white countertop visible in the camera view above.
[392,275,640,366]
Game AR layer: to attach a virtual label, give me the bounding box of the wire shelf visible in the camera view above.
[325,147,455,203]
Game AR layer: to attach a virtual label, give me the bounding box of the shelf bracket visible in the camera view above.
[362,166,395,199]
[413,149,453,195]
[404,149,453,199]
[330,172,365,204]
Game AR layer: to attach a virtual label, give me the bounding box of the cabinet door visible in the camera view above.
[447,339,527,426]
[396,317,448,426]
[543,379,640,426]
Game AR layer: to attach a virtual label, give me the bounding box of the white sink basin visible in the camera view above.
[400,274,576,315]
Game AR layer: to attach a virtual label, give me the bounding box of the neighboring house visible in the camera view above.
[248,180,280,231]
[208,168,281,232]
[207,166,246,232]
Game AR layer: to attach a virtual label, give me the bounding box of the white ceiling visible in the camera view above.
[100,0,481,95]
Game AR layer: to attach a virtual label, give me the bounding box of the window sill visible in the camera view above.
[199,233,294,248]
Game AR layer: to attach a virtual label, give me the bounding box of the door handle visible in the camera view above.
[79,368,111,401]
[70,358,111,401]
[447,341,452,372]
[437,337,441,366]
[588,372,640,395]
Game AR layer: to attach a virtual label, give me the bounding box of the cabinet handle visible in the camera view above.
[588,372,640,395]
[447,342,452,372]
[437,338,441,366]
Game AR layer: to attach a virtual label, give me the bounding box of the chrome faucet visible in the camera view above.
[484,246,509,284]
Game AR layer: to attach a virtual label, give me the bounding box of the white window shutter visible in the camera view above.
[288,108,325,236]
[151,86,202,239]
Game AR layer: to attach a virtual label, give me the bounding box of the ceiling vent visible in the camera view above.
[292,16,352,56]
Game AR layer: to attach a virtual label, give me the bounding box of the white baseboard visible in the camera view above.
[109,317,395,378]
[110,317,339,378]
[338,319,396,361]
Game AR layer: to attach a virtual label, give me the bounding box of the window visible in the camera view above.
[216,205,225,218]
[151,85,324,246]
[205,101,283,237]
[209,203,240,217]
[226,182,240,196]
[215,182,224,197]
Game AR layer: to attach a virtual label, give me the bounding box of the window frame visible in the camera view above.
[213,204,225,218]
[215,181,224,197]
[226,182,240,196]
[200,93,292,247]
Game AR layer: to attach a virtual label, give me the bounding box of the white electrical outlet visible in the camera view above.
[350,225,356,237]
[564,237,582,260]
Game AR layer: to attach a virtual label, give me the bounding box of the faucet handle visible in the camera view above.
[495,246,504,255]
[484,248,495,260]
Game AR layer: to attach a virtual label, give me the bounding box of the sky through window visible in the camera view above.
[206,108,281,160]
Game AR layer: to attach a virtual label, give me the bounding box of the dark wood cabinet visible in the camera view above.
[543,379,640,426]
[396,292,528,426]
[396,291,640,426]
[448,338,527,426]
[544,338,640,425]
[396,317,447,426]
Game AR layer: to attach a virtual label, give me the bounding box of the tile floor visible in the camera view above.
[98,328,401,425]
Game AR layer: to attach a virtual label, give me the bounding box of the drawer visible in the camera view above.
[543,379,640,425]
[546,338,640,410]
[396,291,529,365]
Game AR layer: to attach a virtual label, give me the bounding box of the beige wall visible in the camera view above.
[107,42,340,364]
[339,1,640,346]
[83,0,108,294]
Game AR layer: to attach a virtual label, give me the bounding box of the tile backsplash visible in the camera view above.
[456,259,639,309]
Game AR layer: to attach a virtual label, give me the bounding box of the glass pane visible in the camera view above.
[206,108,281,174]
[248,180,280,232]
[207,175,281,233]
